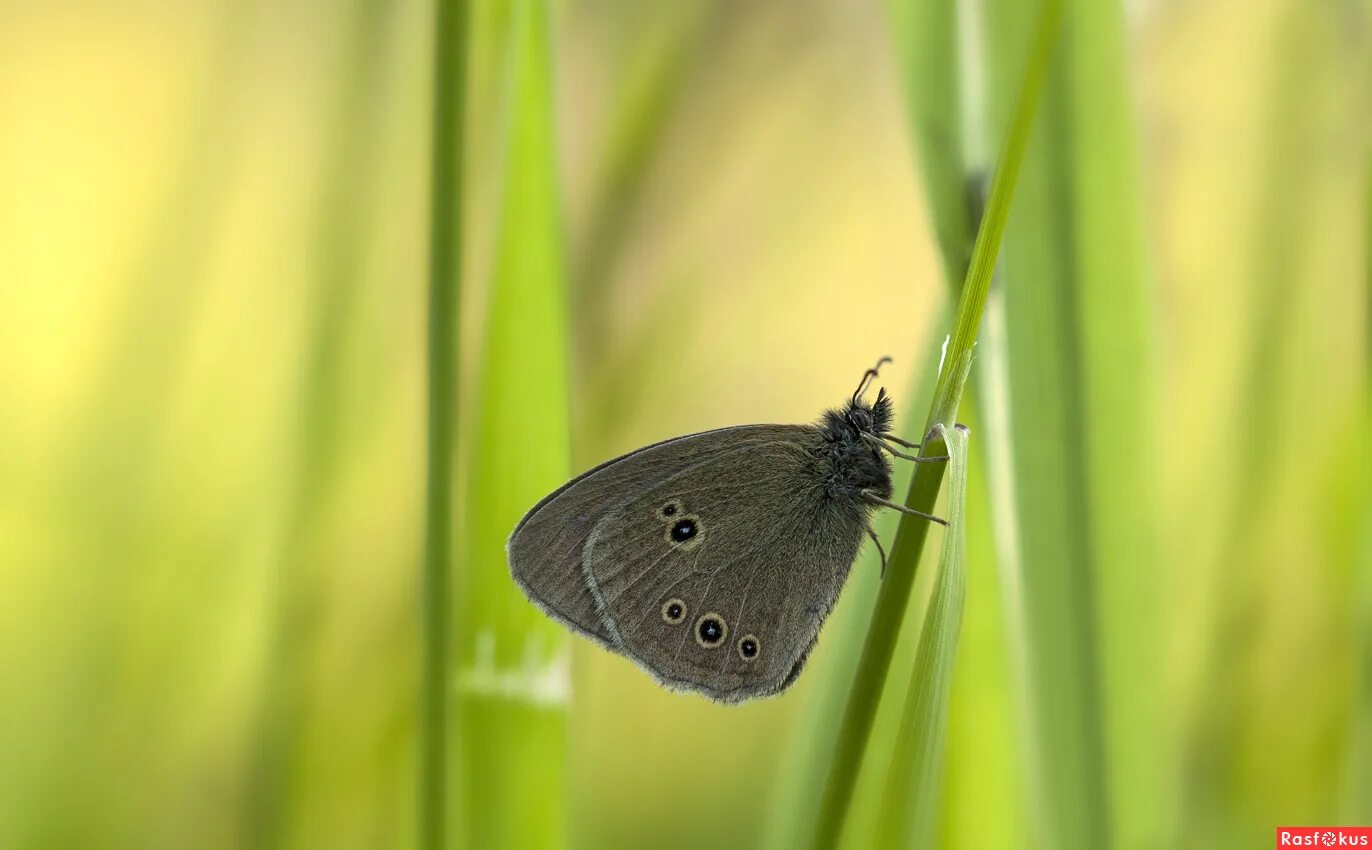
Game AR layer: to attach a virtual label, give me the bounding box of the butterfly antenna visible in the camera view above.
[850,355,893,405]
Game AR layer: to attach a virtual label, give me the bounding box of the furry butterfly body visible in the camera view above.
[507,362,941,702]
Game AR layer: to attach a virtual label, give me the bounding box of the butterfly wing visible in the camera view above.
[508,425,805,650]
[583,432,868,701]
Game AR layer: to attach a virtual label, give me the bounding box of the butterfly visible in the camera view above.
[507,358,945,702]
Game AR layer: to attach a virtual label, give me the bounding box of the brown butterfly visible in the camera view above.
[507,358,944,702]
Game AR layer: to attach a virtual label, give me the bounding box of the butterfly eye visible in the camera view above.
[695,613,727,648]
[661,598,687,624]
[738,635,760,661]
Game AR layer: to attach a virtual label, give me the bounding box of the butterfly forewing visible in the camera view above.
[583,433,866,701]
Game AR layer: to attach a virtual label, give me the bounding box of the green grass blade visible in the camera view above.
[926,0,1060,433]
[455,0,571,847]
[979,0,1164,845]
[979,7,1111,845]
[421,0,469,847]
[936,386,1025,850]
[1063,0,1167,845]
[883,4,1026,843]
[873,424,970,849]
[995,97,1112,850]
[807,2,1064,847]
[760,340,942,850]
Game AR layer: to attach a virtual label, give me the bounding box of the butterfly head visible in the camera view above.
[842,386,894,436]
[842,357,895,436]
[812,360,900,501]
[819,382,896,501]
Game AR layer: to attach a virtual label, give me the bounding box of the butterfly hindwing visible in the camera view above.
[508,425,800,649]
[583,432,867,701]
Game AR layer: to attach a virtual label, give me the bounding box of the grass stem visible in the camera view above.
[422,1,468,849]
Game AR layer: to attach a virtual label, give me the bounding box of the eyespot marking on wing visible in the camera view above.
[665,515,703,550]
[661,598,687,624]
[737,634,760,661]
[695,613,727,648]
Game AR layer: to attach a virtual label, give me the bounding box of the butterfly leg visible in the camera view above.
[880,433,922,449]
[866,526,888,578]
[861,491,948,526]
[865,435,950,464]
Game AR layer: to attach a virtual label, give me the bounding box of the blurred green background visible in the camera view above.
[0,0,1367,848]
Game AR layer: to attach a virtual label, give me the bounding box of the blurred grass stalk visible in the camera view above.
[250,0,392,846]
[1176,5,1369,843]
[805,1,1064,847]
[887,0,972,289]
[571,2,719,393]
[454,0,572,849]
[422,0,468,847]
[982,0,1165,846]
[1354,158,1372,822]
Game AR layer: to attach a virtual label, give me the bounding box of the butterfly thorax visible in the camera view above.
[814,393,895,502]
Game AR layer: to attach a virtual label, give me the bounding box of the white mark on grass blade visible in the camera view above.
[457,629,571,706]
